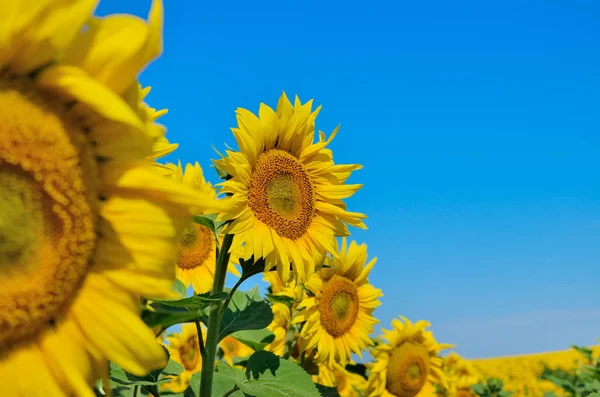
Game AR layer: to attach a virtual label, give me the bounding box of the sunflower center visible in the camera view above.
[247,149,315,240]
[180,335,200,370]
[0,80,97,348]
[386,342,431,397]
[177,223,215,270]
[318,275,359,337]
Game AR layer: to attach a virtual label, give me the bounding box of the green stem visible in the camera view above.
[132,385,139,397]
[199,233,234,397]
[221,386,240,397]
[221,274,244,313]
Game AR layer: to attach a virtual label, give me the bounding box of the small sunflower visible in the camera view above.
[220,335,254,366]
[165,162,241,293]
[366,317,452,397]
[0,1,216,395]
[214,92,366,282]
[265,302,292,356]
[294,238,382,367]
[162,324,205,393]
[313,363,367,397]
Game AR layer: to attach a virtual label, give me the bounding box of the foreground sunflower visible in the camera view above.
[214,92,367,282]
[162,324,205,393]
[165,162,241,293]
[0,1,216,395]
[366,317,451,397]
[294,238,382,367]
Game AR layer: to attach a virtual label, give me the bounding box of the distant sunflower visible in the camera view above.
[165,162,241,293]
[313,362,367,397]
[366,317,452,397]
[162,324,205,393]
[214,92,366,282]
[220,335,254,366]
[0,1,216,395]
[265,302,292,356]
[294,238,382,367]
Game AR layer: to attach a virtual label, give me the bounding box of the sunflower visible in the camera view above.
[313,363,367,397]
[366,317,452,397]
[214,92,366,283]
[0,1,217,395]
[293,238,382,367]
[220,335,254,366]
[165,161,241,293]
[162,323,205,393]
[264,302,292,356]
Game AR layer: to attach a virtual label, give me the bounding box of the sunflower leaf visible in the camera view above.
[265,293,295,308]
[208,287,273,340]
[173,278,188,298]
[193,214,217,232]
[231,328,275,351]
[234,351,320,397]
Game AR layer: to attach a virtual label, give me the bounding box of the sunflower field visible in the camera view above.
[1,1,598,397]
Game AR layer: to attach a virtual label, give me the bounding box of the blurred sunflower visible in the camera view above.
[0,1,219,395]
[366,317,452,397]
[294,238,382,367]
[313,363,367,397]
[220,336,254,366]
[162,323,205,393]
[214,92,366,282]
[165,162,241,293]
[265,302,292,356]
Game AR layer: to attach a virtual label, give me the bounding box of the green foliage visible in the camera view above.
[230,328,275,351]
[541,345,600,397]
[210,351,320,397]
[315,384,341,397]
[472,377,513,397]
[201,286,273,342]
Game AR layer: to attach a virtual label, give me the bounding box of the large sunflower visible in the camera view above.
[165,161,241,293]
[0,1,217,395]
[162,324,205,393]
[293,238,382,367]
[214,92,366,282]
[366,317,452,397]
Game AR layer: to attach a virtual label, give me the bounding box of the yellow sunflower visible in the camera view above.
[293,238,382,367]
[162,323,204,393]
[366,317,452,397]
[165,161,241,293]
[214,92,367,282]
[313,362,367,397]
[264,302,292,356]
[220,335,255,366]
[0,1,217,395]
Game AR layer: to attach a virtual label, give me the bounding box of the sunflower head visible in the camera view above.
[220,335,254,366]
[215,92,366,283]
[165,162,241,293]
[313,362,368,397]
[366,317,452,397]
[0,0,217,394]
[163,324,205,392]
[265,302,292,356]
[294,238,382,367]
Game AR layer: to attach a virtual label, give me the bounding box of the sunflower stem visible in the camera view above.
[199,233,234,397]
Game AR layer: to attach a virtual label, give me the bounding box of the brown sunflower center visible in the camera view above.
[247,149,315,240]
[177,223,215,270]
[318,275,359,337]
[386,342,431,397]
[0,79,97,348]
[179,335,200,371]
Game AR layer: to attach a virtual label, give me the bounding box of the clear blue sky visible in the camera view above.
[96,0,600,358]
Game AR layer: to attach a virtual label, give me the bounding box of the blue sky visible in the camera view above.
[96,0,600,358]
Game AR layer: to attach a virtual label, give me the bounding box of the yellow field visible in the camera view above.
[470,345,600,396]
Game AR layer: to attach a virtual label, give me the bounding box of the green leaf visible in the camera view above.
[173,278,188,298]
[162,358,185,376]
[316,384,341,396]
[153,291,229,311]
[238,350,320,397]
[193,214,217,232]
[189,372,201,397]
[265,294,295,308]
[231,328,275,351]
[208,287,273,341]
